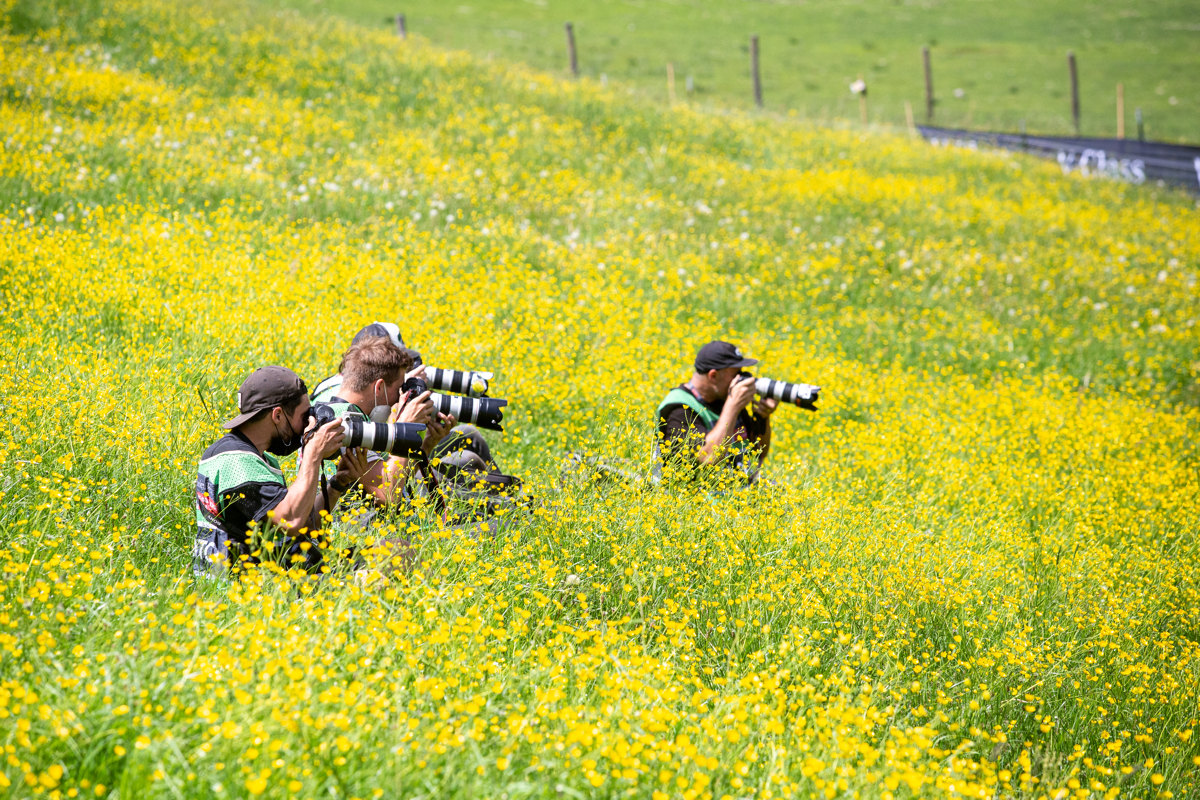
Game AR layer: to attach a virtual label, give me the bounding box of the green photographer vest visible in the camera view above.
[311,374,342,403]
[193,435,287,575]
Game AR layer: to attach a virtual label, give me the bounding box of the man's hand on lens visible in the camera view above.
[309,418,347,460]
[405,364,427,382]
[728,375,758,412]
[391,390,435,425]
[335,447,369,487]
[752,396,779,417]
[422,413,455,454]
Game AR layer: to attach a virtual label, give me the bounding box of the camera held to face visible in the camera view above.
[307,402,427,457]
[738,371,820,411]
[402,375,509,432]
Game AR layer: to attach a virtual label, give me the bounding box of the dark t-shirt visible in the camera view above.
[658,384,766,470]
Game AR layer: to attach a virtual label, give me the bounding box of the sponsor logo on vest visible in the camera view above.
[198,490,219,517]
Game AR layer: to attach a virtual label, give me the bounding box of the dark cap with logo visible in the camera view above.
[223,366,308,429]
[694,341,758,373]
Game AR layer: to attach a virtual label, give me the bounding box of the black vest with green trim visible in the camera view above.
[656,387,719,428]
[654,384,755,481]
[193,433,286,575]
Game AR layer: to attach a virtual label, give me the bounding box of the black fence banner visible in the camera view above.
[918,126,1200,195]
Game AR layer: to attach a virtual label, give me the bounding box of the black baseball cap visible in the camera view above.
[694,341,758,373]
[223,366,309,429]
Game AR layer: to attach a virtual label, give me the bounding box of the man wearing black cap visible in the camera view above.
[654,341,778,482]
[193,366,368,576]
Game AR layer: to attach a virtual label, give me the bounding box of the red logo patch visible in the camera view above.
[198,491,220,516]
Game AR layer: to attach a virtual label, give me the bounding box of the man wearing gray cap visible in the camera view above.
[654,341,778,483]
[193,366,368,576]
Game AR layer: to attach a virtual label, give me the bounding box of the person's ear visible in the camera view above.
[707,369,719,381]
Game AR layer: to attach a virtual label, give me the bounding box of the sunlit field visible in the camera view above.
[1,0,1198,798]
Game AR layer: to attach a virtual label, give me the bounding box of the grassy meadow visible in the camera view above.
[1,0,1199,798]
[266,0,1200,141]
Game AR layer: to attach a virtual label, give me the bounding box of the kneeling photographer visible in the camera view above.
[654,341,819,485]
[309,337,454,506]
[314,323,522,520]
[193,366,369,577]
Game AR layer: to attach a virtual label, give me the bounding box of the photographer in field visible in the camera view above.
[654,341,778,484]
[193,366,369,577]
[313,322,507,489]
[310,336,454,505]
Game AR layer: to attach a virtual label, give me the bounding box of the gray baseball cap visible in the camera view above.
[223,366,308,429]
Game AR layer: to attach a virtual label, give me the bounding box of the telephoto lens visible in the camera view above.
[307,403,429,456]
[341,418,427,456]
[403,374,508,431]
[753,377,820,411]
[424,367,492,398]
[431,394,508,431]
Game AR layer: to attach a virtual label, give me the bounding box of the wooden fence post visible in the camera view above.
[565,22,579,77]
[922,46,934,122]
[395,13,406,39]
[750,35,763,108]
[1116,83,1125,139]
[1068,51,1080,135]
[667,63,676,105]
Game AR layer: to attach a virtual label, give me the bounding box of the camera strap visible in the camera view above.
[413,452,447,515]
[319,471,331,516]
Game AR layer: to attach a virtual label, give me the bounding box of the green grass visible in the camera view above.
[0,0,1198,797]
[265,0,1200,141]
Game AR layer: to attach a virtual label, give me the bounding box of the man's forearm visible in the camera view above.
[698,407,742,464]
[370,456,413,504]
[271,452,322,535]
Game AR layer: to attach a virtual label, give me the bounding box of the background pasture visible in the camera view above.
[0,0,1197,798]
[266,0,1200,140]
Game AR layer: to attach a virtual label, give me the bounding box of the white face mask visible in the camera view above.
[368,383,393,423]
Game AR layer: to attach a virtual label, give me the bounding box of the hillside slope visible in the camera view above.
[0,0,1197,798]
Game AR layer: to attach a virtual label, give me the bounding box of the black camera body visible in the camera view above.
[401,375,429,396]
